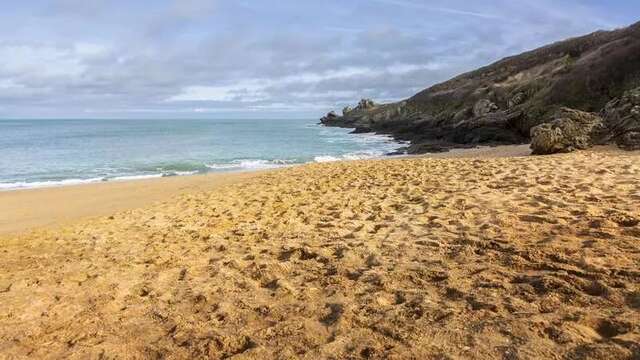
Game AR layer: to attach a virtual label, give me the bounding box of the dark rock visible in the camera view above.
[385,148,407,156]
[322,110,337,120]
[406,142,450,154]
[530,108,605,155]
[320,110,349,127]
[599,87,640,150]
[350,127,372,134]
[618,131,640,150]
[450,110,527,144]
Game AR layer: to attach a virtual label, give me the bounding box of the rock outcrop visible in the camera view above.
[355,98,376,111]
[600,87,640,150]
[530,108,604,155]
[320,110,338,124]
[529,87,640,154]
[473,99,499,117]
[320,21,640,154]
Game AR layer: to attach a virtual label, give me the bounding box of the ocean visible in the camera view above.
[0,118,404,190]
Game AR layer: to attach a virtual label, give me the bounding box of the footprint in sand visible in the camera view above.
[319,303,343,326]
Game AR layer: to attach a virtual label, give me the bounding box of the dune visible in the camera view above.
[0,147,639,359]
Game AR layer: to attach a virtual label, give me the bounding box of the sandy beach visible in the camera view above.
[1,146,639,359]
[0,171,267,236]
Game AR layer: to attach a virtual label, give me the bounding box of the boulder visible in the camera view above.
[320,111,340,125]
[342,106,353,116]
[600,87,640,150]
[618,131,640,150]
[530,108,604,155]
[473,99,499,117]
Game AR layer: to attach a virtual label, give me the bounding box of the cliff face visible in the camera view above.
[321,21,640,154]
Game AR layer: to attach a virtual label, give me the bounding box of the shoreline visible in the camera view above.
[1,144,626,236]
[0,143,530,194]
[0,170,270,235]
[0,168,269,193]
[0,144,530,235]
[0,121,406,193]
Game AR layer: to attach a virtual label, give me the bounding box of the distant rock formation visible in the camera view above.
[320,110,338,123]
[321,21,640,154]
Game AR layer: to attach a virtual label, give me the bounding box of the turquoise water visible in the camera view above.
[0,119,403,190]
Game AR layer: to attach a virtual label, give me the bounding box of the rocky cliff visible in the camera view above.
[321,21,640,154]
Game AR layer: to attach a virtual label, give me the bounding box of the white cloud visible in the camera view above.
[370,0,502,19]
[0,0,625,118]
[167,64,442,102]
[74,42,109,57]
[0,79,23,89]
[0,42,110,83]
[0,44,83,78]
[173,0,216,17]
[193,101,336,112]
[167,81,268,102]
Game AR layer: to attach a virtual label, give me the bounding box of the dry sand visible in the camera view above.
[1,146,639,359]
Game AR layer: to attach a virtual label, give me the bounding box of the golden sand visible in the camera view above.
[1,147,639,359]
[0,171,264,235]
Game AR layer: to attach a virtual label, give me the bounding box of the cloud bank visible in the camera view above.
[0,0,635,118]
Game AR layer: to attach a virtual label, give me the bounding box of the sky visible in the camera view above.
[0,0,637,119]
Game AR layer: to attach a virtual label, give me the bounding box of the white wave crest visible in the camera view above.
[206,159,295,171]
[0,177,107,191]
[314,150,386,163]
[0,173,171,191]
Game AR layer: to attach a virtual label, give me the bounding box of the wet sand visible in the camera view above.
[0,171,265,235]
[1,145,639,359]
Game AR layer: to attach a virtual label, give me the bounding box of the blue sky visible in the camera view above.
[0,0,637,119]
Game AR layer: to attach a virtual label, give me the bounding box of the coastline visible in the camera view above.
[0,144,531,235]
[0,120,406,193]
[0,170,268,235]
